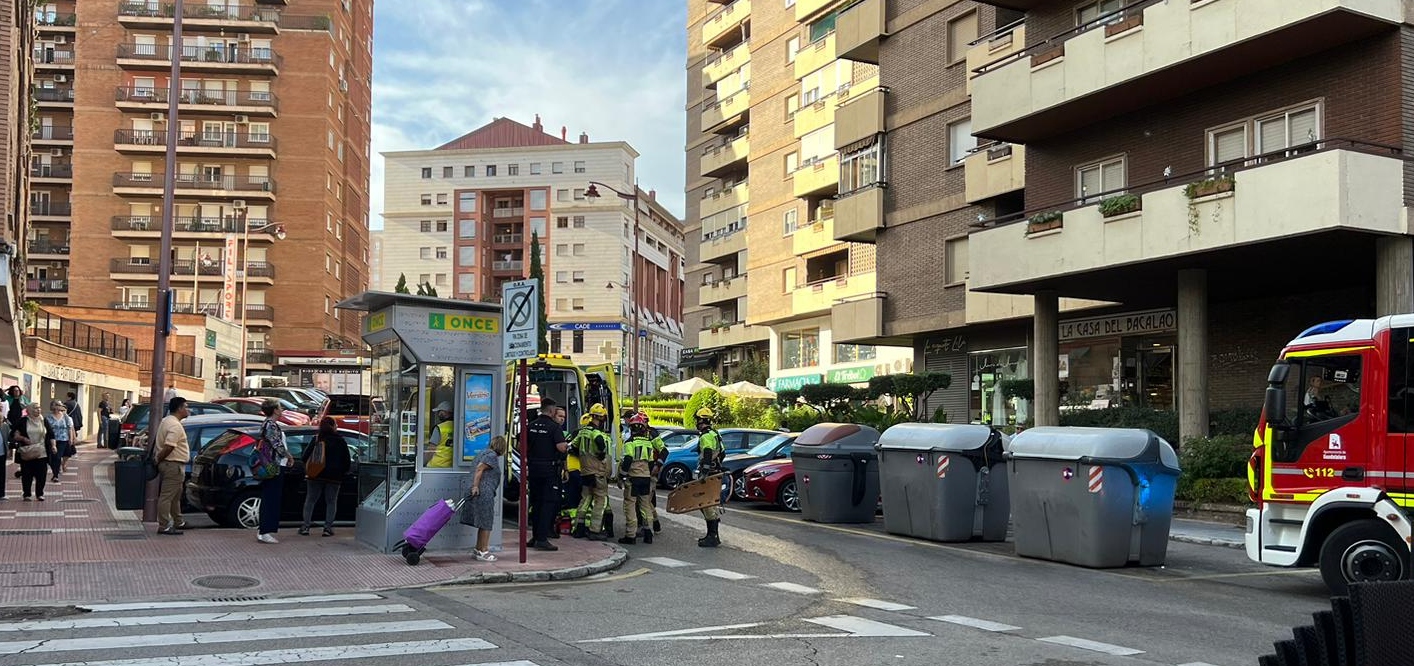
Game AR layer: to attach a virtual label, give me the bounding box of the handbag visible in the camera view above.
[17,442,45,461]
[249,439,280,480]
[305,436,326,479]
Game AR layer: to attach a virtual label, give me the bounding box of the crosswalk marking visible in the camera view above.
[836,598,916,611]
[639,557,693,568]
[0,619,452,654]
[78,592,383,612]
[1037,635,1145,656]
[0,603,416,632]
[804,615,929,637]
[930,615,1022,633]
[763,581,821,595]
[698,568,756,580]
[24,639,501,666]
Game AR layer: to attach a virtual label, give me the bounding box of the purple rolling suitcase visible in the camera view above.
[395,498,464,565]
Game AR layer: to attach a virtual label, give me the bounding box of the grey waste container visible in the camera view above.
[793,423,881,524]
[1007,427,1180,568]
[877,423,1010,542]
[114,446,148,511]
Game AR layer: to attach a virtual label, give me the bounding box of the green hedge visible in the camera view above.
[637,398,688,410]
[643,409,684,426]
[1059,407,1180,444]
[1176,477,1249,506]
[1179,435,1250,480]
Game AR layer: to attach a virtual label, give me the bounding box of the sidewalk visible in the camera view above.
[0,447,626,606]
[1169,517,1245,549]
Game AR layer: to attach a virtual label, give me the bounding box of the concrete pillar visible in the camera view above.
[1376,236,1414,316]
[1033,291,1059,427]
[1177,269,1209,444]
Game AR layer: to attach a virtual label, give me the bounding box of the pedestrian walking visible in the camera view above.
[14,403,55,501]
[44,401,73,482]
[153,396,191,535]
[98,393,112,450]
[254,399,291,543]
[299,417,350,537]
[466,435,507,561]
[571,405,610,540]
[163,382,177,406]
[525,399,568,551]
[693,408,724,548]
[5,387,26,444]
[618,412,659,545]
[63,391,81,445]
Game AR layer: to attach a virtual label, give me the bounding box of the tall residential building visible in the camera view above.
[0,0,35,377]
[30,0,373,382]
[380,116,687,394]
[684,0,914,392]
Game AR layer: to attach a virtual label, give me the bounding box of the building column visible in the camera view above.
[1033,291,1059,427]
[1376,236,1414,316]
[1177,268,1209,444]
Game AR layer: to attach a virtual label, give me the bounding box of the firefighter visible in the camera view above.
[618,412,658,545]
[694,407,724,547]
[571,405,611,540]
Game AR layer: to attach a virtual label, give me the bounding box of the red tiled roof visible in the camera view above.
[436,117,568,151]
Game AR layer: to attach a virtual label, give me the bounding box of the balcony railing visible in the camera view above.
[116,43,283,68]
[278,14,333,31]
[118,2,281,23]
[114,129,278,151]
[27,309,136,362]
[36,12,77,27]
[27,241,69,255]
[32,49,74,65]
[113,173,276,193]
[110,215,278,234]
[137,349,203,378]
[33,86,74,102]
[32,126,73,141]
[115,86,279,110]
[31,202,71,217]
[492,260,524,271]
[492,207,525,218]
[30,164,73,178]
[972,0,1160,77]
[27,279,68,293]
[246,349,275,364]
[491,233,523,244]
[244,304,275,320]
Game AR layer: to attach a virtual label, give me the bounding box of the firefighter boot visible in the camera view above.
[602,511,615,538]
[653,519,662,533]
[697,520,720,548]
[571,524,587,539]
[618,533,637,545]
[642,527,654,544]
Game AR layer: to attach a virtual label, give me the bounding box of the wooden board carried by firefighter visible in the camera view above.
[666,473,727,514]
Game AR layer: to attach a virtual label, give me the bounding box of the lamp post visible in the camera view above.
[584,181,641,411]
[236,206,285,383]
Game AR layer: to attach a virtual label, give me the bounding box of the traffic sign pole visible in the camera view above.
[517,359,528,564]
[501,278,539,564]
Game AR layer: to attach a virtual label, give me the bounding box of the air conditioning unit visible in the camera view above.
[50,262,62,268]
[53,36,66,44]
[234,114,249,124]
[231,199,246,208]
[52,74,66,83]
[149,112,165,121]
[50,148,63,157]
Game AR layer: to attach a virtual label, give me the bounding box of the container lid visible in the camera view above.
[877,423,1002,453]
[794,423,881,452]
[1007,426,1178,470]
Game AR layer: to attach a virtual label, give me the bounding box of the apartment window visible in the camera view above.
[325,254,333,273]
[458,246,476,267]
[572,298,585,311]
[945,237,969,284]
[800,126,836,164]
[783,266,797,292]
[1076,156,1126,203]
[573,216,586,228]
[556,244,569,256]
[486,165,497,177]
[1208,124,1248,168]
[785,151,799,175]
[1077,0,1124,26]
[420,167,431,179]
[785,0,794,6]
[556,270,569,283]
[459,219,477,239]
[458,191,477,212]
[442,166,453,178]
[419,220,431,232]
[572,243,585,256]
[552,161,564,174]
[948,118,976,166]
[781,329,820,369]
[573,160,586,173]
[529,189,547,211]
[508,164,520,176]
[786,94,800,121]
[435,273,447,286]
[573,188,586,201]
[557,216,569,229]
[464,165,475,177]
[947,12,979,64]
[530,162,542,175]
[550,330,563,353]
[335,262,341,278]
[1256,104,1320,156]
[435,193,448,205]
[435,220,448,232]
[557,189,569,202]
[419,247,431,259]
[782,209,799,236]
[572,270,585,283]
[420,194,432,205]
[336,224,343,240]
[324,296,331,314]
[572,330,585,353]
[807,12,839,42]
[840,138,883,193]
[530,217,547,236]
[786,37,800,63]
[435,247,448,259]
[555,298,567,312]
[458,273,475,294]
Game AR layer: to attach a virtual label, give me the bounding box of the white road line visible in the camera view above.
[1037,635,1145,656]
[1176,663,1224,666]
[764,582,821,595]
[929,615,1022,633]
[25,638,499,666]
[836,598,916,612]
[448,662,541,666]
[78,592,383,612]
[0,604,416,632]
[698,568,756,580]
[580,622,766,642]
[804,615,929,637]
[639,557,693,568]
[0,619,452,654]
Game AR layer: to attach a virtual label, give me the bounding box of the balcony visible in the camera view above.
[700,183,748,218]
[794,0,837,21]
[109,258,275,280]
[700,275,748,306]
[792,216,842,255]
[831,293,885,343]
[32,126,73,143]
[27,310,135,362]
[114,129,277,158]
[32,49,74,68]
[794,33,836,79]
[834,87,885,149]
[26,279,69,294]
[492,260,524,272]
[969,142,1403,297]
[30,202,71,220]
[700,229,747,263]
[33,86,74,106]
[793,155,838,198]
[702,0,749,50]
[793,272,875,315]
[137,350,204,378]
[491,207,526,219]
[964,143,1025,203]
[27,241,69,257]
[966,23,1025,96]
[701,87,749,134]
[703,41,749,89]
[834,186,884,242]
[117,2,282,33]
[699,321,770,349]
[244,304,275,325]
[116,86,279,116]
[36,13,77,31]
[837,0,885,64]
[970,0,1402,143]
[111,216,283,238]
[113,173,276,199]
[491,233,524,246]
[116,44,282,74]
[701,132,749,178]
[30,164,73,182]
[246,349,275,366]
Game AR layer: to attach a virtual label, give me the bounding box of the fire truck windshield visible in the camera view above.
[1268,354,1363,463]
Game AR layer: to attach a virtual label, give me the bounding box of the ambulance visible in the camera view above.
[503,355,625,502]
[1248,317,1414,593]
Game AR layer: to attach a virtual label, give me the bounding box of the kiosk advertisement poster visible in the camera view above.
[462,373,493,461]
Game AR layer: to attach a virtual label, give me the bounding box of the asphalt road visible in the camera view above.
[0,494,1332,666]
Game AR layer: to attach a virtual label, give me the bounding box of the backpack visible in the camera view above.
[305,435,327,479]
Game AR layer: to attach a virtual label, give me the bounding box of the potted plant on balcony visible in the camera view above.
[1183,174,1235,234]
[1026,210,1063,234]
[1097,193,1141,218]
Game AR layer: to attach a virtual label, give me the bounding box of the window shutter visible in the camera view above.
[1213,128,1246,166]
[1078,167,1101,199]
[1289,108,1318,146]
[1258,118,1286,154]
[1101,160,1125,193]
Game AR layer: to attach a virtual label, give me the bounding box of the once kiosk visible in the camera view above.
[336,292,507,554]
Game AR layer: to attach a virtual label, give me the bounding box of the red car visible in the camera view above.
[316,394,376,435]
[742,458,799,512]
[213,398,310,427]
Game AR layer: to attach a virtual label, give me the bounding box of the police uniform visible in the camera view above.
[571,415,610,538]
[525,411,566,547]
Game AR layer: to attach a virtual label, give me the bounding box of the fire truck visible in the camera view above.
[1247,317,1414,593]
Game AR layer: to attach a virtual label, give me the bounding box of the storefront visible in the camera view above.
[1058,309,1177,410]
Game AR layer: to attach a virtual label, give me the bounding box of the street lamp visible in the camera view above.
[584,181,641,410]
[234,204,286,383]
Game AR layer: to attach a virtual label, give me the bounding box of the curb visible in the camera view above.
[396,543,630,589]
[1170,533,1244,550]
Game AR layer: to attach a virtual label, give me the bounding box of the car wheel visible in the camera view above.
[662,465,692,490]
[732,474,748,500]
[1320,519,1408,595]
[778,479,799,512]
[226,492,261,530]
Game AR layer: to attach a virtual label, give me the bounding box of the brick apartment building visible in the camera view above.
[0,0,34,380]
[28,0,373,384]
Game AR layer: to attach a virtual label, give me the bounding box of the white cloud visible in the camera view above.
[368,0,688,230]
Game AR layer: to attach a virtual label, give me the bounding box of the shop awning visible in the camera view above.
[678,349,718,369]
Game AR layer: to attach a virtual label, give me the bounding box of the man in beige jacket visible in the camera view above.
[154,396,190,535]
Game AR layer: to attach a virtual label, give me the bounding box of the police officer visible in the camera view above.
[525,399,568,551]
[618,412,659,545]
[694,407,724,547]
[571,404,610,540]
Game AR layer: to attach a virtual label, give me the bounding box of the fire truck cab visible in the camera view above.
[1248,316,1414,594]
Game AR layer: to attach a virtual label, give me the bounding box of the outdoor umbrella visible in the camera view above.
[718,381,776,400]
[659,377,715,396]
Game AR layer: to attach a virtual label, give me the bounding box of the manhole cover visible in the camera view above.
[191,575,261,590]
[59,499,97,504]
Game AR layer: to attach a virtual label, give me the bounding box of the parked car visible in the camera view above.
[653,426,697,449]
[117,401,236,448]
[187,425,371,529]
[233,387,326,415]
[316,394,377,435]
[742,458,798,512]
[657,428,781,489]
[148,413,266,513]
[721,433,797,500]
[212,397,310,426]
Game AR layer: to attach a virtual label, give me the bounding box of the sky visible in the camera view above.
[368,0,689,230]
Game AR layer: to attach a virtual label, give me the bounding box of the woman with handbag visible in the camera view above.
[299,416,350,537]
[44,401,73,483]
[253,399,291,544]
[14,403,55,501]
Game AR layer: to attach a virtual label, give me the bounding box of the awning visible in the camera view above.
[678,349,718,369]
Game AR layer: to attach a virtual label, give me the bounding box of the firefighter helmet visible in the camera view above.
[588,403,609,417]
[579,414,593,427]
[695,407,715,419]
[626,412,649,427]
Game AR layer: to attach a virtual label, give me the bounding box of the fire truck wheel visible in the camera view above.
[1319,519,1408,595]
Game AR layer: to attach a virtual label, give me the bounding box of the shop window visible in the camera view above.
[969,348,1029,426]
[781,329,820,369]
[573,331,585,353]
[834,344,876,363]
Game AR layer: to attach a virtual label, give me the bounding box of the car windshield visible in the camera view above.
[746,434,791,457]
[672,437,699,451]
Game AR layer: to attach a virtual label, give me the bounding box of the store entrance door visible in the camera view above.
[1136,344,1174,410]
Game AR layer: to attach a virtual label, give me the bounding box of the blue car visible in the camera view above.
[657,428,782,489]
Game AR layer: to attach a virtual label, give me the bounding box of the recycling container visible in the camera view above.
[114,446,148,510]
[792,423,881,524]
[877,423,1010,542]
[1007,427,1180,568]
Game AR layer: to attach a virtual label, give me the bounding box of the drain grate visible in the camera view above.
[210,595,267,603]
[191,575,261,590]
[0,530,52,536]
[59,499,98,504]
[103,532,147,541]
[0,571,54,588]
